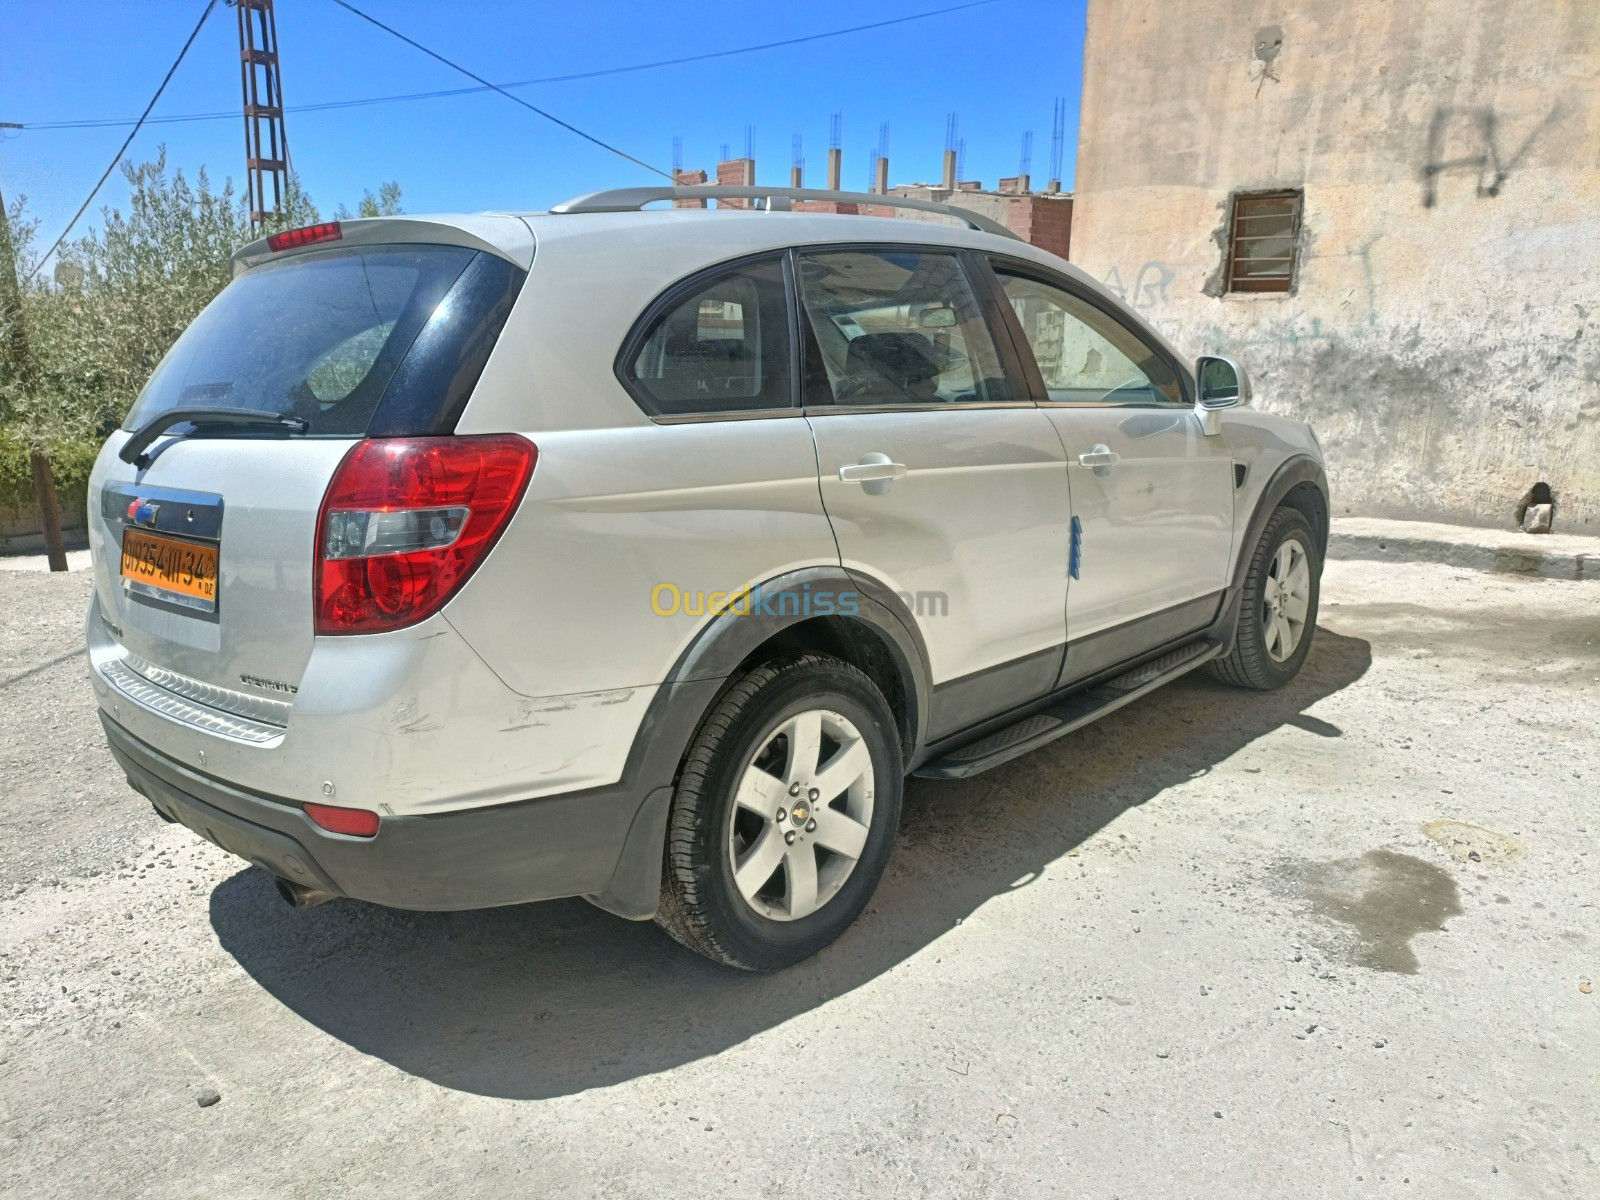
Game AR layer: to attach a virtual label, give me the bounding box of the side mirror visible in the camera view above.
[1194,355,1251,435]
[919,305,957,329]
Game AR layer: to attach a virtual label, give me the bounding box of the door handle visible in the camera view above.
[1077,444,1120,476]
[839,453,907,495]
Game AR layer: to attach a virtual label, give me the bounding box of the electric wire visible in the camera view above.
[16,1,997,132]
[326,0,670,179]
[23,0,218,280]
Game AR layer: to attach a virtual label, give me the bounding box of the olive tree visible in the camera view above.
[0,151,401,560]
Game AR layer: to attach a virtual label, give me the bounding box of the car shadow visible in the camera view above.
[210,627,1371,1099]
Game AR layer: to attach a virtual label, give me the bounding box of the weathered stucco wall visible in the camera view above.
[1072,0,1600,528]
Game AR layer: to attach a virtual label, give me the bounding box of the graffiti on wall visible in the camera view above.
[1102,261,1175,309]
[1420,105,1560,207]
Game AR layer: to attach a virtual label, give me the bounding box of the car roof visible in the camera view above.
[235,206,1086,288]
[511,206,1060,265]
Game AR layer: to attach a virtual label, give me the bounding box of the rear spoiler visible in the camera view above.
[231,214,535,275]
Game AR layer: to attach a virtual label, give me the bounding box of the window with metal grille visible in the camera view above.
[1226,191,1302,294]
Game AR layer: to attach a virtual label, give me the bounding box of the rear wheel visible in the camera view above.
[1210,506,1320,690]
[655,654,902,971]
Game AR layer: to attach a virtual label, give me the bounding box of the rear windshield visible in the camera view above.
[124,243,523,437]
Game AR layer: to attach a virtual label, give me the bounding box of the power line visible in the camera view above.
[16,1,999,133]
[23,0,217,281]
[326,0,670,179]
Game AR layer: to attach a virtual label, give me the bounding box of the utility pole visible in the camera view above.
[237,0,290,227]
[0,177,69,572]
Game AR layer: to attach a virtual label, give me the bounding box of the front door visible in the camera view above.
[988,261,1235,682]
[795,247,1072,741]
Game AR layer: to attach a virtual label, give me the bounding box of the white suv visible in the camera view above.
[86,186,1328,970]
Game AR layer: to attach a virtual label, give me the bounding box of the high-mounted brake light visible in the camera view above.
[304,802,380,837]
[315,436,536,635]
[266,221,343,253]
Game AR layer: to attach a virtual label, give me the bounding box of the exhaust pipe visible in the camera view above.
[273,876,337,909]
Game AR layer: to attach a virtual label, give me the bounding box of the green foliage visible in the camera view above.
[0,151,403,461]
[0,429,97,522]
[337,181,405,221]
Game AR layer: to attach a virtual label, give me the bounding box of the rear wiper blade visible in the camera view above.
[119,407,310,468]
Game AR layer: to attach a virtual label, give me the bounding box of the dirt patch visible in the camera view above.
[1420,819,1524,865]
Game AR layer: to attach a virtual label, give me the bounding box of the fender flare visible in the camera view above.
[664,565,932,747]
[1210,454,1330,650]
[585,566,933,920]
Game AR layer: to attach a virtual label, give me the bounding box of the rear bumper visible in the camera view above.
[102,712,671,913]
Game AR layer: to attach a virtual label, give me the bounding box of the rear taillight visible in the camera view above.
[266,221,342,253]
[315,436,535,635]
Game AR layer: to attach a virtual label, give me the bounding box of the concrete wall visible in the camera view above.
[1072,0,1600,528]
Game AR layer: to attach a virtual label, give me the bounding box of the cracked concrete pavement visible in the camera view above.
[1,558,1595,1197]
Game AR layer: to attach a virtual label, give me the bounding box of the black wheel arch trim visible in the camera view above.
[1209,454,1329,653]
[588,566,933,919]
[661,565,931,752]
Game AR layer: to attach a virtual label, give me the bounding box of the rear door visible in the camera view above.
[87,231,526,717]
[986,259,1234,678]
[796,246,1072,741]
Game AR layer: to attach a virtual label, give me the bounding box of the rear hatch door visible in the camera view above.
[88,221,528,727]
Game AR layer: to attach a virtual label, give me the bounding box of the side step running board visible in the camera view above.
[913,640,1222,780]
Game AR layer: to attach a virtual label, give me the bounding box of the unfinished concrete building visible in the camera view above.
[673,151,1072,261]
[1071,0,1600,528]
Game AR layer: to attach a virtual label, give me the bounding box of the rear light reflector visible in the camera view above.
[266,221,342,253]
[304,802,380,837]
[315,435,536,634]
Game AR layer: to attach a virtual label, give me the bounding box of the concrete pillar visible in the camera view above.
[875,155,889,195]
[791,165,803,188]
[673,168,707,209]
[941,150,957,191]
[827,147,842,191]
[716,158,755,208]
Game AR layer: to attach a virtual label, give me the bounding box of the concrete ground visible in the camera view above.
[1,559,1595,1198]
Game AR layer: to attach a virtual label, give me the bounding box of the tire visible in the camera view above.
[655,654,903,971]
[1209,506,1321,690]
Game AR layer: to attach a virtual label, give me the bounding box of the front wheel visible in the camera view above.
[655,654,903,971]
[1210,506,1321,690]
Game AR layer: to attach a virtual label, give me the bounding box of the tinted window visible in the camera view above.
[625,256,791,416]
[994,268,1183,406]
[124,244,502,436]
[797,250,1010,406]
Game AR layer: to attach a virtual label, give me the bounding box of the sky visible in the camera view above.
[0,0,1085,263]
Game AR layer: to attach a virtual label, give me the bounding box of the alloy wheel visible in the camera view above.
[726,708,876,922]
[1263,536,1311,662]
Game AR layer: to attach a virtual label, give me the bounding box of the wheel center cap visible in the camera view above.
[789,799,811,826]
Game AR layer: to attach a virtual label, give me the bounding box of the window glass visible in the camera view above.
[626,256,791,415]
[1227,191,1302,294]
[125,244,479,435]
[797,250,1010,406]
[994,268,1184,406]
[306,323,396,405]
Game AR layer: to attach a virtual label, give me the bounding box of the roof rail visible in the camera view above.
[549,185,1021,241]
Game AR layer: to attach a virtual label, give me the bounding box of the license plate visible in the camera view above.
[121,529,219,612]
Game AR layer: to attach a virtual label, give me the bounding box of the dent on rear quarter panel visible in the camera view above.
[283,623,658,817]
